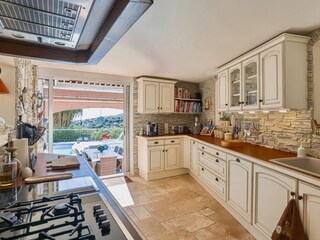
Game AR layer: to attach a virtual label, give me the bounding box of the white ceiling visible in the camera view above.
[1,0,320,83]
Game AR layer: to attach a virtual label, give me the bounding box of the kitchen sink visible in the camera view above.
[270,157,320,177]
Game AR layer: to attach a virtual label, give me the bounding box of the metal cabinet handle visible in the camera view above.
[215,159,219,163]
[154,141,159,144]
[201,168,204,171]
[166,150,168,152]
[202,152,204,155]
[160,107,163,110]
[236,158,240,163]
[290,191,295,197]
[225,103,228,106]
[157,107,160,109]
[202,146,205,150]
[215,177,219,182]
[259,99,263,103]
[192,141,195,144]
[171,140,175,143]
[216,152,219,156]
[162,150,164,152]
[298,195,303,200]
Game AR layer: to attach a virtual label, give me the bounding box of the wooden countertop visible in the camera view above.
[187,134,296,161]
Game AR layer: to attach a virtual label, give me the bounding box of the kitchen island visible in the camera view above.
[1,153,143,240]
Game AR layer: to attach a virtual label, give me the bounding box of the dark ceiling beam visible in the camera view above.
[0,38,88,63]
[87,0,153,64]
[0,0,153,64]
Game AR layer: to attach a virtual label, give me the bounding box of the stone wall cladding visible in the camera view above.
[132,79,199,175]
[199,77,215,123]
[233,110,320,157]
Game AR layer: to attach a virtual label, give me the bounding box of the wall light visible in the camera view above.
[0,68,9,94]
[0,79,9,94]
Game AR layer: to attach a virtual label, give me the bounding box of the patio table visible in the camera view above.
[83,148,123,162]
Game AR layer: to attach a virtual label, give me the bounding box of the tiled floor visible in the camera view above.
[102,174,255,240]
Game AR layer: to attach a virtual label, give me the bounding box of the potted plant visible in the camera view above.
[220,115,231,126]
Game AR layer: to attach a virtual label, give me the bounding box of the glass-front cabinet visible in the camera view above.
[243,55,259,110]
[229,63,242,111]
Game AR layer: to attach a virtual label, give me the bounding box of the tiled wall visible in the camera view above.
[132,79,200,175]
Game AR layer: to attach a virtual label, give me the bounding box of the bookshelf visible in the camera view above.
[174,98,202,113]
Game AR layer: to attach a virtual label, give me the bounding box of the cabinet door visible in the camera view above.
[159,83,175,113]
[165,144,180,170]
[190,140,198,175]
[148,146,164,172]
[143,81,159,113]
[253,165,297,238]
[229,63,242,111]
[243,55,259,110]
[227,155,252,223]
[260,44,283,109]
[217,70,229,111]
[298,182,320,240]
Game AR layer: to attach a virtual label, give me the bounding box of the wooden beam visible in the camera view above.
[0,0,153,64]
[87,0,153,64]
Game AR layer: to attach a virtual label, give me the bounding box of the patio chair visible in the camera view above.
[114,146,119,153]
[95,156,117,176]
[118,147,123,155]
[82,151,94,168]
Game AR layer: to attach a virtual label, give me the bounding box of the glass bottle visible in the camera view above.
[0,153,17,187]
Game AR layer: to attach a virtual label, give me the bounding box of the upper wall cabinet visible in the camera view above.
[137,77,177,113]
[217,70,229,112]
[217,33,310,112]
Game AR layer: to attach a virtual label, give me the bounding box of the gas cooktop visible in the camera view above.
[0,178,129,239]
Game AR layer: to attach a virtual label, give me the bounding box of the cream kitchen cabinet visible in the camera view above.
[298,182,320,240]
[190,140,199,175]
[137,137,187,180]
[228,63,242,111]
[137,77,177,113]
[227,155,252,223]
[217,33,310,112]
[253,164,297,238]
[197,142,227,201]
[216,69,229,112]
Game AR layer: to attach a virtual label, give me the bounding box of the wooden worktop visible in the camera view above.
[187,134,296,161]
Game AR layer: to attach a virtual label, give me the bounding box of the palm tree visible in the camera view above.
[53,109,83,128]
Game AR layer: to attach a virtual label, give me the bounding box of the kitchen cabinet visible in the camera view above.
[217,33,310,112]
[259,44,283,109]
[227,155,252,223]
[137,137,187,180]
[229,63,242,111]
[190,140,199,175]
[137,77,177,113]
[298,182,320,240]
[197,142,227,201]
[253,164,297,238]
[242,55,259,110]
[216,69,229,112]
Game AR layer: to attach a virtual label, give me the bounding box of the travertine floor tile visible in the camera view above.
[103,174,255,240]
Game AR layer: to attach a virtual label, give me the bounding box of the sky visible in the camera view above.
[74,108,123,120]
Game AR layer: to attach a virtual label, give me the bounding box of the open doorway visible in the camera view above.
[38,78,130,177]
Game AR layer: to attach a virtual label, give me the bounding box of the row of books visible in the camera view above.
[175,100,201,113]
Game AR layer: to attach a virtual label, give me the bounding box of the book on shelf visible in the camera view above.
[174,99,201,113]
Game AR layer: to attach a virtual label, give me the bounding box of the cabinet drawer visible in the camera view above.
[148,139,165,146]
[198,151,226,179]
[165,138,180,145]
[198,143,226,160]
[199,164,226,200]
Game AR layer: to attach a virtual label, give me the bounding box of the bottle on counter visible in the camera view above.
[0,153,17,187]
[297,143,306,157]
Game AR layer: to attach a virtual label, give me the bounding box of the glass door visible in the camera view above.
[229,63,242,110]
[243,55,259,110]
